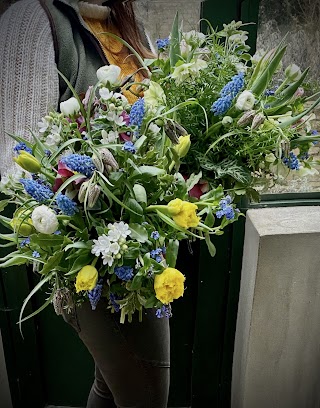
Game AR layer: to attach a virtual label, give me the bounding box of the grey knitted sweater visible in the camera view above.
[0,0,152,178]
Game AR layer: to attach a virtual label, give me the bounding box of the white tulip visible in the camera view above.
[235,90,255,111]
[32,205,59,235]
[60,97,80,116]
[285,64,302,82]
[97,65,121,86]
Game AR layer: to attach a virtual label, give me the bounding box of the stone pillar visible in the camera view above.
[232,206,320,408]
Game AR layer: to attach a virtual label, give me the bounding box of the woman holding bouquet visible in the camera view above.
[0,1,170,407]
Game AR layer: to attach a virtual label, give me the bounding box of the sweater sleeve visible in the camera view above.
[0,0,59,179]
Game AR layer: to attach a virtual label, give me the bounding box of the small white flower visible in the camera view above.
[102,254,114,266]
[183,30,206,46]
[116,221,131,239]
[38,117,50,133]
[101,130,118,144]
[91,235,111,257]
[99,88,114,100]
[60,97,80,116]
[113,93,128,104]
[31,205,59,234]
[109,242,120,255]
[106,112,125,126]
[108,228,121,242]
[235,90,255,111]
[149,123,161,134]
[97,65,121,86]
[229,33,248,44]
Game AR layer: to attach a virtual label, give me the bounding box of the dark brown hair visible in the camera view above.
[108,0,155,60]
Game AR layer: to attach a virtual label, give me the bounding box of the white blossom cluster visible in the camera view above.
[91,221,131,266]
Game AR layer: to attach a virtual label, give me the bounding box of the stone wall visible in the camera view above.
[257,0,320,83]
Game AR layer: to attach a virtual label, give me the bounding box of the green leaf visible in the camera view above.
[133,184,147,204]
[66,252,93,275]
[40,252,64,275]
[129,223,148,243]
[18,272,54,337]
[0,233,17,242]
[130,274,143,290]
[30,233,69,247]
[204,210,215,228]
[185,172,202,192]
[200,157,252,185]
[64,241,92,251]
[205,233,216,257]
[0,256,28,268]
[169,12,181,67]
[200,185,224,201]
[166,239,179,268]
[132,166,166,177]
[18,291,54,324]
[144,295,158,308]
[126,199,144,222]
[0,200,10,212]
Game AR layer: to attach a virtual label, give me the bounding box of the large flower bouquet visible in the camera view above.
[0,62,239,327]
[149,17,320,198]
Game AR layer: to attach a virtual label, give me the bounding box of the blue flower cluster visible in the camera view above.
[115,266,134,281]
[129,98,145,129]
[56,193,78,216]
[155,305,172,319]
[150,247,166,263]
[156,37,170,50]
[20,237,30,248]
[216,195,235,220]
[20,179,53,202]
[88,282,103,310]
[211,72,245,116]
[300,152,309,160]
[264,89,276,96]
[14,142,32,154]
[151,230,160,240]
[32,251,40,258]
[283,152,300,170]
[61,154,96,178]
[110,292,121,313]
[122,141,136,154]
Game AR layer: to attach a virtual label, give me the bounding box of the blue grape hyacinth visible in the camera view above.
[88,282,103,310]
[61,154,96,178]
[114,266,134,282]
[20,179,53,202]
[56,193,78,216]
[283,152,300,170]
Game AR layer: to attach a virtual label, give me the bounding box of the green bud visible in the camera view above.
[14,151,41,173]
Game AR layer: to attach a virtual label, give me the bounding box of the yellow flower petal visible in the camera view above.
[154,267,185,304]
[75,265,98,293]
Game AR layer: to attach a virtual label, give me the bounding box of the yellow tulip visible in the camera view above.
[154,267,185,304]
[167,198,200,229]
[174,135,191,158]
[14,151,41,173]
[10,217,34,236]
[75,265,98,293]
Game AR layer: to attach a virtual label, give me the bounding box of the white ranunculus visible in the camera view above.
[97,65,121,86]
[60,97,80,116]
[235,90,255,111]
[31,205,59,234]
[144,81,166,108]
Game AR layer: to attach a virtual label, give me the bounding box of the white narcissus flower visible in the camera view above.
[60,97,80,116]
[235,90,255,111]
[97,65,121,86]
[31,205,59,234]
[144,81,166,107]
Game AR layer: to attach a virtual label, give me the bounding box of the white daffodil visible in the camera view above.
[97,65,121,86]
[60,97,80,116]
[102,130,118,144]
[31,205,59,234]
[235,90,255,111]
